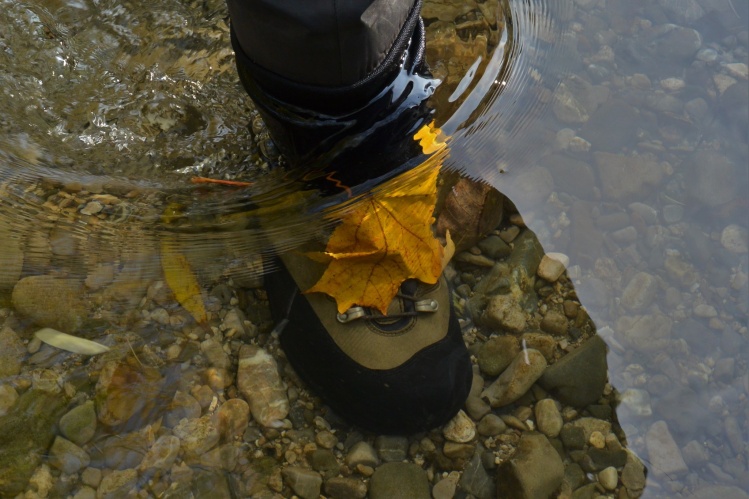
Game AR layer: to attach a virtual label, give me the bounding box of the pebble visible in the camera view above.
[598,466,618,490]
[200,444,239,471]
[721,224,748,254]
[172,415,220,457]
[539,335,608,408]
[477,413,507,436]
[482,349,547,407]
[589,431,606,449]
[660,77,685,91]
[49,436,90,474]
[369,462,430,499]
[621,272,658,311]
[496,432,564,499]
[481,294,527,333]
[11,275,87,333]
[0,327,24,378]
[324,477,367,499]
[537,253,569,282]
[0,384,19,416]
[138,435,181,472]
[345,441,379,469]
[58,400,97,446]
[28,464,54,497]
[645,420,688,477]
[539,310,569,336]
[459,452,493,499]
[96,469,138,498]
[477,335,520,376]
[432,476,457,499]
[725,62,749,80]
[621,451,647,495]
[535,399,563,438]
[215,398,250,440]
[374,435,408,462]
[442,410,476,443]
[236,344,289,427]
[164,391,202,428]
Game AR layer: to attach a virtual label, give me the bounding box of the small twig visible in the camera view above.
[127,337,144,368]
[190,176,253,187]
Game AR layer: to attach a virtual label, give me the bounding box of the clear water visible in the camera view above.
[1,0,747,497]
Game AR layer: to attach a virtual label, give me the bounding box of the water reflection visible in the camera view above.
[0,0,747,498]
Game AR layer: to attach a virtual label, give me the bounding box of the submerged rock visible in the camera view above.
[237,345,289,427]
[482,349,547,407]
[496,432,564,499]
[539,335,608,408]
[11,275,87,333]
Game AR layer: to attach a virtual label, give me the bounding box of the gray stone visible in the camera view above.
[540,310,569,336]
[310,449,341,479]
[324,477,367,499]
[535,399,563,438]
[443,442,475,461]
[477,335,520,376]
[59,401,97,446]
[345,441,379,468]
[539,335,608,408]
[594,152,665,201]
[0,326,25,378]
[645,420,688,477]
[237,344,288,427]
[477,414,507,436]
[617,313,673,353]
[478,235,512,259]
[375,435,408,462]
[282,467,322,499]
[496,432,564,499]
[681,440,709,466]
[621,272,659,311]
[369,462,430,499]
[482,349,547,407]
[581,100,638,152]
[620,451,646,495]
[49,436,90,474]
[465,395,491,421]
[11,275,87,333]
[654,24,702,61]
[459,452,493,499]
[542,154,596,200]
[432,477,457,499]
[685,151,739,207]
[481,295,527,334]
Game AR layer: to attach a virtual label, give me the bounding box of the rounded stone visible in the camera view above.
[477,335,520,376]
[345,441,379,469]
[538,253,569,282]
[481,349,547,407]
[598,466,619,491]
[11,275,87,333]
[534,399,563,438]
[443,410,476,443]
[721,224,748,254]
[58,400,97,446]
[477,413,507,437]
[369,462,430,499]
[172,415,220,457]
[215,398,250,440]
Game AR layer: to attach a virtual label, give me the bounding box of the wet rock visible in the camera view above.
[581,100,638,152]
[59,400,97,446]
[97,468,137,499]
[619,388,653,417]
[201,337,231,369]
[537,253,569,283]
[621,271,659,311]
[0,228,23,291]
[11,275,87,333]
[724,416,744,455]
[0,389,67,496]
[459,452,493,499]
[496,432,564,499]
[645,420,688,477]
[620,451,646,496]
[443,441,475,461]
[139,435,180,472]
[49,436,91,474]
[433,476,458,499]
[477,335,520,376]
[598,466,618,490]
[164,391,202,428]
[0,384,18,417]
[654,24,702,60]
[477,413,507,436]
[310,449,341,479]
[28,463,54,497]
[539,335,608,408]
[553,82,590,123]
[369,462,430,499]
[478,235,512,259]
[481,294,527,333]
[237,344,289,427]
[215,398,250,440]
[681,439,709,466]
[543,155,596,201]
[436,179,504,253]
[539,311,569,336]
[465,394,491,421]
[481,349,547,407]
[617,312,673,353]
[200,443,239,471]
[101,430,149,470]
[535,399,563,438]
[172,415,220,457]
[721,224,748,254]
[95,360,167,428]
[685,150,739,207]
[324,476,367,499]
[443,410,476,443]
[345,441,379,469]
[0,326,25,378]
[375,435,408,462]
[594,152,665,200]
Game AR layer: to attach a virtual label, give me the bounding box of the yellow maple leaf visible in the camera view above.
[305,144,448,315]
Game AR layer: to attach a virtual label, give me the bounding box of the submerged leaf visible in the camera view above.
[160,243,208,325]
[34,328,110,355]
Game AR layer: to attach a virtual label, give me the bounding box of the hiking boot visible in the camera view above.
[264,249,472,435]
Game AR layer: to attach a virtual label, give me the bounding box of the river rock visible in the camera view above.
[537,253,569,282]
[496,432,564,499]
[374,435,408,462]
[653,24,702,60]
[685,150,739,207]
[324,476,367,499]
[481,294,527,333]
[59,400,97,446]
[97,468,137,499]
[11,275,87,333]
[172,415,220,457]
[200,444,239,471]
[721,224,748,254]
[0,384,18,417]
[443,410,476,443]
[539,335,608,408]
[215,398,250,440]
[477,413,507,436]
[49,436,90,474]
[436,178,504,253]
[535,399,563,438]
[0,326,25,378]
[621,272,659,311]
[139,435,181,472]
[688,485,749,499]
[237,344,288,427]
[594,152,665,201]
[345,441,379,469]
[477,335,520,376]
[616,313,673,353]
[481,349,547,407]
[369,462,430,499]
[459,451,493,499]
[645,420,688,477]
[164,391,202,428]
[621,450,647,495]
[0,227,23,291]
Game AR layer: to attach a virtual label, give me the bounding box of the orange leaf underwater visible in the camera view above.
[306,147,448,315]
